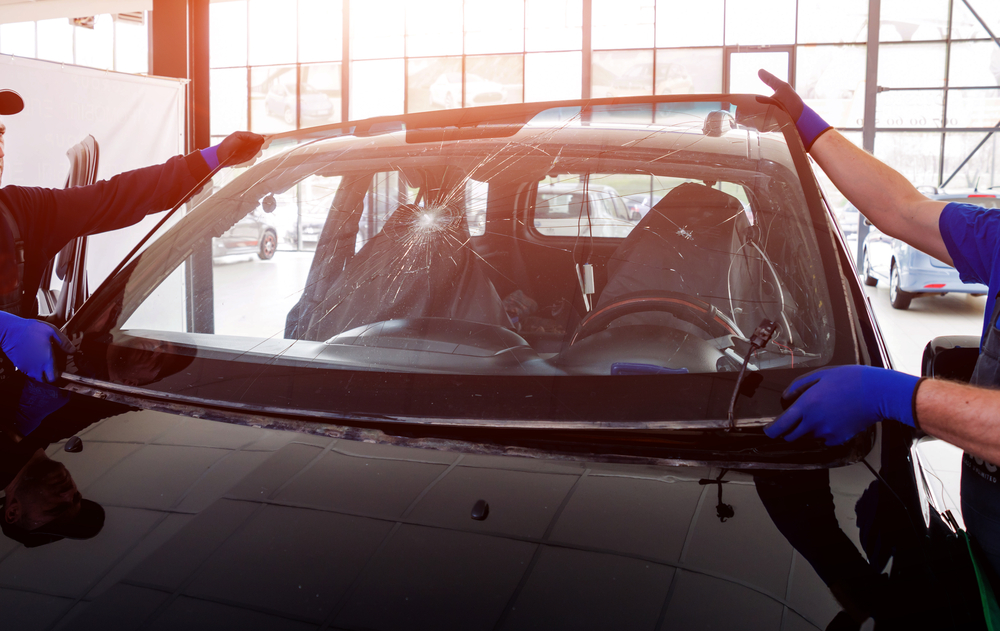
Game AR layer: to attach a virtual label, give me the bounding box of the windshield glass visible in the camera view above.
[63,97,859,429]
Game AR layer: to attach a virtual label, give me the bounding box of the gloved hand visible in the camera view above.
[765,366,921,445]
[0,311,77,383]
[758,69,833,150]
[200,131,266,170]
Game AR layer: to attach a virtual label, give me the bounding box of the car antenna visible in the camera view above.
[727,319,778,430]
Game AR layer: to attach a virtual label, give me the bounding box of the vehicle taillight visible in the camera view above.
[924,283,946,288]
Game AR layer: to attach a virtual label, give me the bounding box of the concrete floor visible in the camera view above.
[862,282,986,528]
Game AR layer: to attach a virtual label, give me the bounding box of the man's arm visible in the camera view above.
[759,70,951,265]
[1,132,264,279]
[809,131,951,265]
[917,378,1000,464]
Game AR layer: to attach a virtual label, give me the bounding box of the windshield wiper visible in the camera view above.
[728,319,778,430]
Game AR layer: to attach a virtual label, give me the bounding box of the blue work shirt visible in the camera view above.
[940,202,1000,338]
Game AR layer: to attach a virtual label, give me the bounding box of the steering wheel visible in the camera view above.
[570,290,740,345]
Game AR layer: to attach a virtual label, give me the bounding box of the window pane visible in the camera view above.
[466,180,488,236]
[74,15,114,70]
[0,22,34,57]
[409,57,463,112]
[655,0,722,47]
[533,174,636,238]
[873,132,942,188]
[947,88,1000,128]
[876,90,944,129]
[351,58,405,119]
[210,1,247,68]
[36,19,74,64]
[943,132,1000,189]
[879,0,949,42]
[465,0,524,54]
[467,55,523,105]
[248,0,297,65]
[592,0,654,50]
[949,41,1000,88]
[656,48,721,93]
[212,68,249,137]
[299,0,342,63]
[251,66,297,133]
[725,0,795,46]
[525,0,581,52]
[406,0,463,57]
[525,51,581,101]
[797,0,868,44]
[729,51,788,94]
[878,43,946,88]
[115,12,149,74]
[301,63,342,123]
[593,50,653,98]
[797,45,867,128]
[351,0,404,60]
[952,0,1000,41]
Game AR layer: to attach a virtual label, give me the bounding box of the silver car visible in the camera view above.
[860,193,996,309]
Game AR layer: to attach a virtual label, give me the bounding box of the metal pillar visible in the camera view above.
[151,0,210,153]
[152,0,213,334]
[856,0,880,268]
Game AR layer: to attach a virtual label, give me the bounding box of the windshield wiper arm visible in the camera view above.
[728,319,778,430]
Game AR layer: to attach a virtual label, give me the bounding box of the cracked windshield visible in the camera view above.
[66,98,847,423]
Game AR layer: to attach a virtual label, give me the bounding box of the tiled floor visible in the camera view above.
[862,282,980,528]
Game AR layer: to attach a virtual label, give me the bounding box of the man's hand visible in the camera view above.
[758,69,833,150]
[0,312,77,383]
[765,366,921,445]
[217,131,265,167]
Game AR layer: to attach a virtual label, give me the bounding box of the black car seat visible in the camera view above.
[299,202,511,341]
[596,182,751,335]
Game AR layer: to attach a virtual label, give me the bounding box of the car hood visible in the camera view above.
[0,385,974,630]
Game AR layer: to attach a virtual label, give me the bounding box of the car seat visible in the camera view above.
[298,202,511,341]
[596,182,753,336]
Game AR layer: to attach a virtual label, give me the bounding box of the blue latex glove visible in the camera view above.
[765,366,921,445]
[758,69,833,150]
[0,311,76,382]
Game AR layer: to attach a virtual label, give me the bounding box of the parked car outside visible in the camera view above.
[33,96,989,628]
[860,192,997,309]
[833,202,860,242]
[623,192,664,221]
[212,209,279,260]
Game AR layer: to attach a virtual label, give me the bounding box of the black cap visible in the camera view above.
[0,89,24,115]
[0,498,105,548]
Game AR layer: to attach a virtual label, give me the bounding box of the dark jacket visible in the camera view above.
[0,151,211,317]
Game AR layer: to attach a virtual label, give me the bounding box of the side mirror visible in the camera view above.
[921,335,980,382]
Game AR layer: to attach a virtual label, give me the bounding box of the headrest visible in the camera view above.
[645,182,744,229]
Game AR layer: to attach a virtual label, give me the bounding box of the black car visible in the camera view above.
[7,95,991,629]
[213,210,279,260]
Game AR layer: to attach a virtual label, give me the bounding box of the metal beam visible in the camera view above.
[942,121,1000,187]
[939,0,1000,188]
